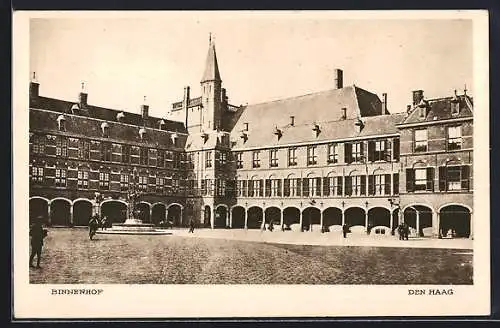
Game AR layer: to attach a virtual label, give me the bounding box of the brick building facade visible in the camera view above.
[28,40,473,238]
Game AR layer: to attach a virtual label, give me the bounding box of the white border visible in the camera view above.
[13,10,490,318]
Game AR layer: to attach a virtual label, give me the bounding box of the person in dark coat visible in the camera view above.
[188,219,195,233]
[88,215,99,240]
[403,223,410,240]
[29,216,47,268]
[342,224,349,238]
[397,223,404,240]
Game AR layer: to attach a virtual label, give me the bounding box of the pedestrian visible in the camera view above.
[29,216,47,268]
[397,223,404,240]
[404,223,409,240]
[188,219,195,233]
[88,215,99,240]
[268,221,274,232]
[342,224,349,238]
[101,216,108,231]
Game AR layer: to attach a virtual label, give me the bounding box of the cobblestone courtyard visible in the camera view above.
[29,228,473,284]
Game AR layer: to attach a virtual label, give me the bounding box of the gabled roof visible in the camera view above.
[201,42,221,83]
[229,85,396,149]
[398,94,473,126]
[30,95,186,133]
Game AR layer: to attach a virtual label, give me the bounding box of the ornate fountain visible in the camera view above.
[97,168,171,235]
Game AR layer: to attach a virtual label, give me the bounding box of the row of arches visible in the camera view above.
[29,197,183,227]
[204,204,471,238]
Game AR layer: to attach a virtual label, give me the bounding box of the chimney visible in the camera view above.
[29,72,39,103]
[381,93,387,114]
[407,105,412,112]
[412,90,424,106]
[79,82,88,108]
[141,96,149,121]
[334,69,343,89]
[290,116,295,126]
[183,86,190,128]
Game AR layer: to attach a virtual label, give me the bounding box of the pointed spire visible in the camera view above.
[201,34,221,83]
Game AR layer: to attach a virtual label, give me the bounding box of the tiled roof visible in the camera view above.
[229,85,398,149]
[30,95,186,133]
[184,130,230,151]
[30,109,187,149]
[230,113,405,149]
[398,94,473,125]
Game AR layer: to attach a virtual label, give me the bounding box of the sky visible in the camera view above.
[29,13,473,119]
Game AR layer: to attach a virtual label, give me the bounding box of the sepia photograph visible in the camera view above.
[13,10,490,318]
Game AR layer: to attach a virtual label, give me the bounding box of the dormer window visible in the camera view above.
[70,104,79,114]
[171,132,179,146]
[355,118,364,133]
[244,123,249,131]
[159,119,166,129]
[139,127,147,140]
[341,108,347,120]
[57,115,66,131]
[312,123,321,137]
[240,131,248,143]
[101,122,109,137]
[274,127,282,140]
[116,112,125,122]
[451,91,460,116]
[201,132,209,143]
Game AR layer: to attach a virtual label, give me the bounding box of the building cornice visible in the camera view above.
[396,116,473,129]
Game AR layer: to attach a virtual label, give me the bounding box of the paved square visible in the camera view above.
[29,228,473,284]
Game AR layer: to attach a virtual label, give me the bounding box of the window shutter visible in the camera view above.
[368,175,375,195]
[344,143,352,164]
[337,176,343,196]
[461,165,470,190]
[360,175,366,195]
[345,176,352,196]
[316,177,322,196]
[360,142,365,162]
[368,141,375,162]
[284,179,290,197]
[259,179,264,196]
[384,174,391,195]
[296,178,302,197]
[277,179,282,197]
[426,167,435,191]
[438,167,447,191]
[323,177,330,196]
[393,138,400,161]
[302,178,309,197]
[393,173,399,195]
[385,139,391,162]
[265,179,271,197]
[406,169,414,192]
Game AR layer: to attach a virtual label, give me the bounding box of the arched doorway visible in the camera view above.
[344,207,366,233]
[101,201,127,224]
[136,202,151,223]
[167,204,183,227]
[231,206,245,228]
[404,205,433,237]
[302,207,321,231]
[322,207,342,231]
[440,205,471,238]
[203,205,211,227]
[151,203,166,226]
[73,199,92,226]
[283,207,300,230]
[368,207,391,234]
[215,206,228,228]
[29,197,49,225]
[264,207,281,227]
[247,206,263,229]
[50,199,71,226]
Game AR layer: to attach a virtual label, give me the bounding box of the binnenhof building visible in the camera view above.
[28,40,473,238]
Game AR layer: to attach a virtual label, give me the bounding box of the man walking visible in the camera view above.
[88,215,99,240]
[188,219,195,233]
[29,216,47,268]
[342,224,349,238]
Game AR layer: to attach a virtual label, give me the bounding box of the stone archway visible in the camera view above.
[283,207,300,230]
[247,206,263,229]
[231,206,245,228]
[151,203,166,226]
[73,199,93,226]
[50,199,71,226]
[214,206,228,228]
[101,201,127,224]
[167,204,183,227]
[440,205,471,238]
[404,205,433,237]
[264,207,281,229]
[302,207,321,231]
[203,205,211,228]
[29,198,49,225]
[344,207,366,233]
[322,207,342,231]
[136,202,151,223]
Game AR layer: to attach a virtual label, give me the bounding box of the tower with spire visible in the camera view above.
[199,35,223,132]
